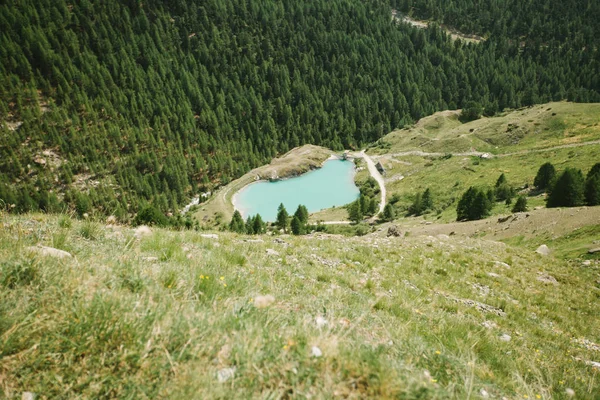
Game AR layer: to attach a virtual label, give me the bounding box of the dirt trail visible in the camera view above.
[357,150,386,215]
[380,139,600,160]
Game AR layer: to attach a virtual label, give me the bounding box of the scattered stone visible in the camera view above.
[572,338,600,352]
[588,248,600,254]
[435,291,506,316]
[254,295,275,308]
[582,260,592,266]
[273,238,288,245]
[480,389,490,398]
[487,272,501,278]
[311,346,323,358]
[217,367,236,383]
[266,248,280,256]
[535,244,551,256]
[499,333,511,342]
[587,360,600,369]
[142,256,159,262]
[315,316,328,328]
[537,273,558,285]
[387,225,402,237]
[403,280,419,291]
[244,239,264,243]
[494,261,511,269]
[200,233,219,239]
[565,388,575,397]
[106,215,117,224]
[22,392,35,400]
[472,283,491,296]
[134,225,152,238]
[481,320,497,329]
[27,245,72,259]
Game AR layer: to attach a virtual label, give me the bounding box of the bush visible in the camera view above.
[547,168,585,208]
[460,101,483,122]
[134,205,169,226]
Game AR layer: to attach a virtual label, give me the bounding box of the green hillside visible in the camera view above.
[1,213,599,398]
[1,0,599,222]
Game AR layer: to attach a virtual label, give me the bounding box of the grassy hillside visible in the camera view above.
[1,213,599,398]
[369,102,600,222]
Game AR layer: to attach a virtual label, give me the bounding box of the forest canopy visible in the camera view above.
[1,0,598,220]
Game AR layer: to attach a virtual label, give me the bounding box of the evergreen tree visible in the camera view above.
[134,205,168,226]
[547,168,585,207]
[294,205,309,224]
[512,196,528,212]
[421,188,434,211]
[460,101,483,122]
[408,193,423,216]
[534,162,556,191]
[584,164,600,206]
[252,214,266,235]
[457,187,492,221]
[245,217,255,235]
[275,203,289,232]
[291,215,303,235]
[382,203,395,222]
[229,210,246,233]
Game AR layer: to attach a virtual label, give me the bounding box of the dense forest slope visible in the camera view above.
[1,0,599,221]
[391,0,600,44]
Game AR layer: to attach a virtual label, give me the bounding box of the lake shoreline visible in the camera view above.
[232,156,358,221]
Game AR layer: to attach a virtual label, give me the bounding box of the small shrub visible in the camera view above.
[0,259,37,288]
[79,221,102,240]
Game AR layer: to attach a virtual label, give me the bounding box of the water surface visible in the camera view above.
[234,159,359,221]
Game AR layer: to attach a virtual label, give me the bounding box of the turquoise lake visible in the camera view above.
[234,159,359,222]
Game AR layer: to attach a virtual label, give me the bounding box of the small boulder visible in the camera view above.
[311,346,323,358]
[254,295,275,308]
[387,225,402,237]
[266,248,280,256]
[588,248,600,254]
[535,244,551,256]
[27,245,72,259]
[22,392,35,400]
[537,273,558,285]
[217,367,235,383]
[499,333,511,342]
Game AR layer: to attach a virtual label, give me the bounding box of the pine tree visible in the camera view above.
[229,210,246,233]
[294,205,309,224]
[348,201,363,223]
[584,163,600,206]
[291,215,303,235]
[512,195,528,212]
[421,188,433,211]
[547,168,585,208]
[382,203,395,222]
[252,214,266,234]
[275,203,289,232]
[534,162,556,191]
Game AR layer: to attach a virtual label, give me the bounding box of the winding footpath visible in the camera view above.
[357,150,386,215]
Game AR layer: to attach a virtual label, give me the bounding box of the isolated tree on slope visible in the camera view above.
[382,203,395,222]
[294,205,309,224]
[512,196,528,213]
[291,215,304,235]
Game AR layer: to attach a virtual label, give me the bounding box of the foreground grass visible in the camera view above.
[1,213,599,398]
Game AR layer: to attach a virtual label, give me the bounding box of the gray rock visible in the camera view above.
[266,248,280,256]
[537,273,558,285]
[27,245,72,259]
[535,244,551,256]
[499,333,512,342]
[588,248,600,254]
[200,233,219,239]
[217,367,236,383]
[22,392,35,400]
